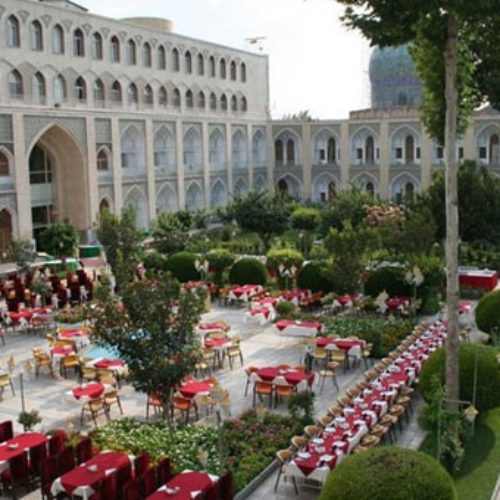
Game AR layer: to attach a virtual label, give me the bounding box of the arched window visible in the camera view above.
[232,130,247,169]
[210,92,217,110]
[185,90,193,108]
[7,16,20,48]
[365,136,374,165]
[252,130,266,166]
[143,85,153,106]
[74,76,86,101]
[92,32,103,59]
[30,20,43,51]
[197,53,204,75]
[110,36,120,62]
[127,40,137,65]
[185,51,192,73]
[159,87,168,107]
[327,137,336,163]
[209,129,225,170]
[275,139,284,165]
[154,128,175,170]
[111,80,122,104]
[158,46,166,70]
[8,70,23,99]
[230,61,236,80]
[142,42,152,67]
[490,134,500,164]
[183,129,202,170]
[231,95,238,112]
[53,74,66,103]
[197,91,205,109]
[52,24,64,54]
[328,181,336,200]
[121,127,144,170]
[209,56,216,77]
[172,48,180,71]
[220,94,227,111]
[277,179,288,196]
[286,139,295,166]
[0,151,10,176]
[220,58,226,79]
[404,135,414,164]
[241,62,247,82]
[127,83,138,105]
[97,149,109,171]
[73,28,85,57]
[93,79,104,105]
[32,72,46,104]
[99,198,110,213]
[173,87,180,107]
[366,182,375,196]
[241,96,248,112]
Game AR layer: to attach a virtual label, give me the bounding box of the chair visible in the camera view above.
[156,457,172,487]
[33,352,54,378]
[0,373,15,397]
[227,344,244,369]
[97,474,117,499]
[312,347,328,368]
[171,394,198,424]
[146,393,164,421]
[219,470,234,500]
[252,381,273,409]
[104,390,124,416]
[290,436,307,450]
[57,446,75,475]
[243,366,258,397]
[194,360,210,378]
[28,441,48,478]
[337,395,351,408]
[48,431,66,457]
[1,451,30,499]
[61,354,80,379]
[0,420,13,442]
[318,415,333,427]
[318,361,339,393]
[356,380,369,391]
[202,348,217,370]
[364,369,377,381]
[328,406,343,417]
[304,425,320,438]
[81,367,97,383]
[274,450,297,494]
[80,397,109,427]
[361,434,381,448]
[40,456,57,500]
[274,380,294,408]
[122,477,140,500]
[328,348,347,370]
[116,462,133,487]
[139,467,157,497]
[346,387,360,399]
[75,437,92,464]
[134,452,150,478]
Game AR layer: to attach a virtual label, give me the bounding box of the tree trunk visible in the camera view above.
[444,13,460,411]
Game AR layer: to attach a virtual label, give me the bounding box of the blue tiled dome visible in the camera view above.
[369,45,422,109]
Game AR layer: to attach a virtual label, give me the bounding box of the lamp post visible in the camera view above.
[194,258,209,282]
[278,264,297,290]
[405,265,424,303]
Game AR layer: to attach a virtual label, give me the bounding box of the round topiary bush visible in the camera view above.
[319,447,457,500]
[364,265,412,298]
[419,344,500,412]
[297,261,334,293]
[143,252,168,273]
[165,251,200,282]
[475,289,500,333]
[229,258,267,286]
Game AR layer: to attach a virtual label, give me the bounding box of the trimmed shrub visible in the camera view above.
[206,248,235,286]
[364,265,412,298]
[297,261,334,294]
[291,207,320,231]
[275,300,295,318]
[143,252,168,273]
[419,344,500,413]
[475,289,500,334]
[319,447,457,500]
[229,258,267,286]
[266,247,304,270]
[165,251,200,282]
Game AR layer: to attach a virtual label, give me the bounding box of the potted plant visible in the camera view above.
[18,410,42,431]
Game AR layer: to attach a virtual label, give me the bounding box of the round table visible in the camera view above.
[179,381,212,398]
[72,382,105,400]
[204,338,230,349]
[93,359,125,369]
[256,367,314,386]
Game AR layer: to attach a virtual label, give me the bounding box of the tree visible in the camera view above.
[87,272,205,422]
[152,211,190,255]
[40,222,79,265]
[206,248,235,286]
[9,238,36,275]
[291,207,320,258]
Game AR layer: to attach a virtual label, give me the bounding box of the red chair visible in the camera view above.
[116,462,132,486]
[40,456,57,500]
[75,437,92,464]
[219,470,234,500]
[28,441,48,478]
[156,457,172,487]
[48,430,66,457]
[139,467,157,497]
[96,474,117,499]
[57,446,75,475]
[205,483,218,500]
[0,420,13,442]
[134,452,150,478]
[122,477,140,500]
[1,452,30,499]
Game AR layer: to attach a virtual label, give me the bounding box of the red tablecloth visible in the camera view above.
[9,307,52,324]
[315,338,364,350]
[50,346,75,357]
[93,359,125,369]
[249,307,270,318]
[257,297,280,306]
[72,383,105,400]
[179,381,212,398]
[293,450,337,477]
[59,329,87,339]
[275,320,323,332]
[386,297,411,310]
[459,270,498,290]
[280,289,310,301]
[232,285,260,297]
[204,338,231,348]
[256,367,315,386]
[198,322,227,331]
[336,295,354,306]
[148,471,214,499]
[0,432,47,462]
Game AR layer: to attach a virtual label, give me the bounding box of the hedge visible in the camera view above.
[419,344,500,413]
[229,258,267,286]
[364,265,412,298]
[319,447,457,500]
[297,261,334,294]
[475,289,500,334]
[143,252,168,273]
[165,252,200,282]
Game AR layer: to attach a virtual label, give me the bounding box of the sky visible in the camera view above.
[81,0,371,119]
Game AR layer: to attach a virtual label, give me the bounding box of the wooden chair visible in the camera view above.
[146,393,164,421]
[274,382,294,408]
[80,397,109,427]
[304,425,320,438]
[337,395,351,408]
[33,352,54,378]
[227,344,244,369]
[61,355,80,379]
[318,361,339,393]
[311,347,328,368]
[290,435,307,450]
[328,348,347,370]
[81,367,97,383]
[318,415,333,427]
[171,394,198,424]
[243,366,258,397]
[328,406,343,417]
[0,373,15,398]
[274,450,297,494]
[252,381,273,409]
[104,390,124,416]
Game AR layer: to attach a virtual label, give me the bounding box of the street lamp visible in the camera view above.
[194,259,209,282]
[405,265,424,302]
[278,264,297,290]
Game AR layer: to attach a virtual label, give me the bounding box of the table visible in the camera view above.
[333,295,355,308]
[459,268,498,290]
[195,322,229,336]
[8,307,52,325]
[86,358,127,377]
[279,289,310,306]
[386,297,411,311]
[0,432,47,473]
[179,381,213,399]
[65,382,109,406]
[50,345,76,368]
[51,451,132,500]
[204,338,231,350]
[58,329,90,349]
[275,320,323,337]
[229,285,263,302]
[255,367,315,388]
[246,306,273,325]
[148,471,218,500]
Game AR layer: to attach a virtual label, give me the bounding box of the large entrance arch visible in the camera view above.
[28,125,87,248]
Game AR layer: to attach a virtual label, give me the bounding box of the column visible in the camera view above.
[379,119,390,200]
[145,119,156,220]
[420,128,433,190]
[85,117,98,225]
[175,120,185,209]
[266,123,274,189]
[225,123,233,194]
[110,118,123,213]
[202,121,210,208]
[463,123,475,161]
[246,124,254,188]
[302,122,312,200]
[340,121,350,190]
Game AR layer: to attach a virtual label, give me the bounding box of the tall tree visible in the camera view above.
[40,222,79,266]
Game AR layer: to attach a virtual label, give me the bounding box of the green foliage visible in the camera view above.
[275,300,296,318]
[319,447,457,500]
[165,252,200,283]
[266,247,304,271]
[9,238,36,273]
[475,290,500,334]
[364,266,411,298]
[152,211,190,255]
[291,207,320,231]
[287,391,315,426]
[206,248,235,286]
[40,222,79,261]
[460,242,500,271]
[419,344,500,413]
[229,258,267,286]
[54,306,85,324]
[142,252,169,274]
[297,261,334,294]
[18,410,42,432]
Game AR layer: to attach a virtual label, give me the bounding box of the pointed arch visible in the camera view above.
[240,62,247,82]
[96,145,111,171]
[185,181,204,211]
[121,124,145,170]
[143,84,153,106]
[220,94,228,111]
[123,186,148,230]
[211,179,228,208]
[220,58,227,79]
[127,83,138,105]
[154,126,175,171]
[231,95,238,112]
[351,172,379,195]
[92,32,103,59]
[241,96,248,112]
[276,173,302,199]
[158,45,167,70]
[254,175,267,193]
[252,129,266,167]
[127,39,137,65]
[351,126,379,165]
[93,78,105,105]
[274,128,301,167]
[142,42,152,67]
[172,87,181,107]
[30,20,44,51]
[0,208,13,258]
[209,128,226,171]
[313,172,341,202]
[8,69,23,99]
[389,172,420,202]
[183,127,202,171]
[313,128,340,164]
[74,76,87,101]
[232,129,247,169]
[52,24,64,54]
[32,72,46,104]
[99,196,112,214]
[185,89,193,108]
[7,15,20,48]
[111,80,122,104]
[210,92,217,110]
[172,47,180,71]
[233,177,248,198]
[197,53,205,75]
[209,56,216,77]
[110,35,120,63]
[156,183,178,213]
[0,146,13,177]
[390,124,421,165]
[230,60,237,80]
[197,90,206,110]
[185,50,192,73]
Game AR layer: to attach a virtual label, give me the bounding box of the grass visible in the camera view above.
[420,407,500,500]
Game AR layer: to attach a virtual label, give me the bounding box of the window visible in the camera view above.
[74,77,86,101]
[127,83,138,105]
[458,146,464,160]
[127,40,137,65]
[286,139,295,166]
[395,147,403,159]
[97,149,109,170]
[7,16,20,48]
[172,48,180,71]
[30,21,43,51]
[52,24,64,54]
[209,56,216,77]
[275,139,283,164]
[110,36,120,62]
[221,94,227,111]
[0,151,9,176]
[8,70,23,99]
[142,42,152,67]
[241,96,248,112]
[143,85,153,106]
[53,75,66,103]
[111,81,122,104]
[121,127,144,169]
[154,128,175,169]
[158,46,166,69]
[93,79,104,105]
[210,93,217,110]
[230,61,236,80]
[220,58,226,79]
[29,145,53,184]
[327,137,336,163]
[356,148,363,160]
[479,146,487,159]
[366,182,374,196]
[185,51,192,73]
[416,147,421,159]
[404,135,414,164]
[437,146,444,159]
[241,63,246,82]
[186,90,193,108]
[231,95,237,112]
[159,87,168,107]
[92,32,103,59]
[197,91,205,109]
[73,29,85,57]
[173,88,180,107]
[197,53,204,75]
[32,72,46,104]
[365,136,374,164]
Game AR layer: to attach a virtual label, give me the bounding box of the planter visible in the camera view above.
[234,459,278,500]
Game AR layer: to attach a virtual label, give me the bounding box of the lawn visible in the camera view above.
[420,407,500,500]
